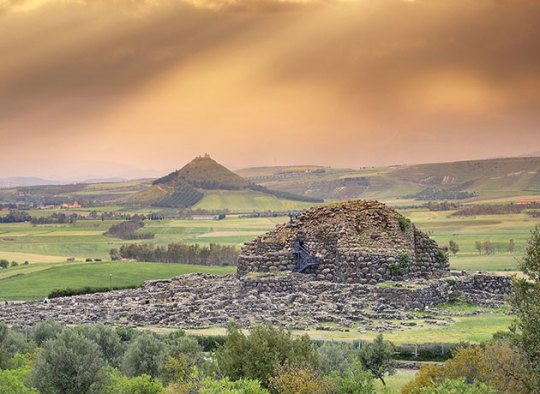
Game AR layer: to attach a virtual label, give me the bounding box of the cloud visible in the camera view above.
[0,0,539,177]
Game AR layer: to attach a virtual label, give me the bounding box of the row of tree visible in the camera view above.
[105,220,155,240]
[110,242,239,266]
[447,239,518,255]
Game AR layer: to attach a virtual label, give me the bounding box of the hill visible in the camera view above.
[239,157,540,202]
[125,155,321,210]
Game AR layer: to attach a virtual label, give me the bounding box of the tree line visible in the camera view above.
[110,242,239,266]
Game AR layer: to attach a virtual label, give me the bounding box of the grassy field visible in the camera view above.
[0,262,234,301]
[404,210,540,272]
[193,190,315,212]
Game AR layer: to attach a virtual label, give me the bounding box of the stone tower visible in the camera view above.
[237,200,449,284]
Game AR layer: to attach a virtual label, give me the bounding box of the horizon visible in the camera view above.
[1,152,539,185]
[1,0,539,179]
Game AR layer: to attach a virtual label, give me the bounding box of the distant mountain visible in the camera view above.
[0,177,63,188]
[82,177,127,184]
[125,155,322,209]
[520,151,540,158]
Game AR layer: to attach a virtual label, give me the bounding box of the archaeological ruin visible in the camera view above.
[0,200,512,331]
[237,200,450,283]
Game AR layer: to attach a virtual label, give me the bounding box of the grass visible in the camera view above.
[400,209,540,272]
[193,189,314,212]
[0,261,235,301]
[183,310,512,345]
[375,369,417,393]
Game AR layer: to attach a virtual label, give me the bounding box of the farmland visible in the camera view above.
[0,207,538,302]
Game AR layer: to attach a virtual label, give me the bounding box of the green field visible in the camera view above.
[193,190,314,212]
[0,261,234,301]
[0,209,538,300]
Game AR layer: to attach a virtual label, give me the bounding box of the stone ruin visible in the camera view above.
[238,200,450,284]
[0,200,512,332]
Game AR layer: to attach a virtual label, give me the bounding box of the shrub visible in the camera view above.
[317,341,354,376]
[122,333,166,378]
[10,261,18,267]
[325,361,375,394]
[193,335,227,351]
[48,285,137,298]
[399,253,411,269]
[269,364,333,394]
[30,329,107,394]
[0,259,9,269]
[215,323,318,387]
[398,215,411,231]
[389,263,399,276]
[0,365,37,394]
[436,249,447,264]
[99,368,164,394]
[197,377,270,394]
[77,324,125,368]
[31,320,64,346]
[417,378,496,393]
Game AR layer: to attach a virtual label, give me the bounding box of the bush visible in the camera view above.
[193,335,227,352]
[197,377,270,394]
[122,333,167,378]
[215,323,318,387]
[417,378,496,393]
[399,253,411,269]
[77,324,125,368]
[325,362,375,394]
[31,320,64,346]
[399,215,411,231]
[99,368,164,394]
[0,259,9,269]
[30,329,107,394]
[269,364,333,394]
[10,261,18,267]
[48,285,137,298]
[317,341,354,376]
[0,365,37,394]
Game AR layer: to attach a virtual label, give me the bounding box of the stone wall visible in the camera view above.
[450,274,512,307]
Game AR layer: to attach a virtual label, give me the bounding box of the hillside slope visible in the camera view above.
[240,157,540,202]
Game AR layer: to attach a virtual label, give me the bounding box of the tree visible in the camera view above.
[475,241,483,255]
[356,334,395,386]
[507,239,515,253]
[0,366,38,394]
[122,333,166,378]
[31,319,64,346]
[215,323,318,387]
[510,225,540,391]
[30,329,106,394]
[449,240,459,255]
[77,324,125,367]
[483,240,494,255]
[317,341,354,377]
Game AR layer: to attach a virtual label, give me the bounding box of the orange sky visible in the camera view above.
[0,0,539,179]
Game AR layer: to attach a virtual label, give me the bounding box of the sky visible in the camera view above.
[0,0,539,180]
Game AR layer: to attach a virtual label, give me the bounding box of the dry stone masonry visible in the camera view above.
[237,200,449,283]
[0,200,512,332]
